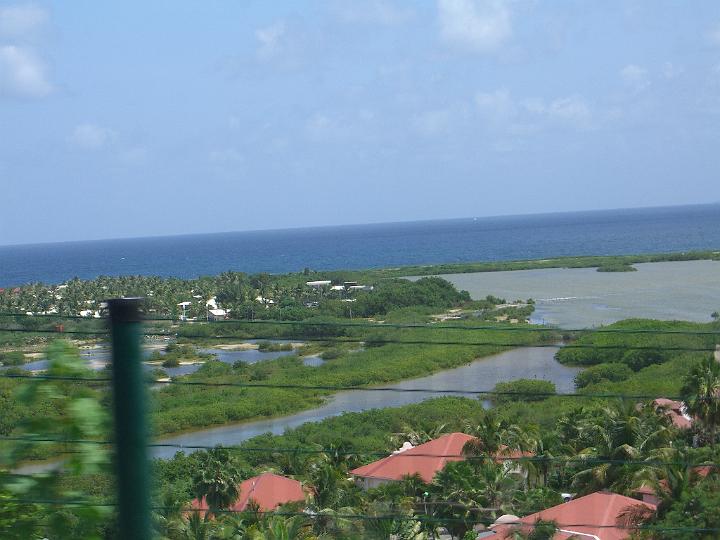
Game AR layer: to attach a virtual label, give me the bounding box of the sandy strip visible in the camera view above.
[212,343,259,350]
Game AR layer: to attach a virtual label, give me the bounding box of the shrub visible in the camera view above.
[320,349,342,360]
[0,351,25,366]
[162,357,180,368]
[491,379,556,404]
[621,349,666,371]
[257,342,293,352]
[574,363,632,388]
[597,263,637,272]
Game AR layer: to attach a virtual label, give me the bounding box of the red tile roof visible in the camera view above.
[492,491,656,540]
[652,398,692,429]
[191,472,305,513]
[635,465,716,496]
[351,432,475,483]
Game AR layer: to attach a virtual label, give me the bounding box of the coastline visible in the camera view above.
[366,249,720,280]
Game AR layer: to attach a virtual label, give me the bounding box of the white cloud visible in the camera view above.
[621,64,650,91]
[336,1,414,25]
[70,123,116,150]
[530,96,592,124]
[0,4,48,40]
[474,90,592,131]
[661,62,683,79]
[0,44,51,97]
[0,6,51,99]
[438,0,511,53]
[256,21,287,60]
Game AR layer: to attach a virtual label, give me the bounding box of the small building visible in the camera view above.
[348,285,373,292]
[351,433,475,489]
[306,280,331,288]
[177,301,192,321]
[652,398,692,429]
[350,432,529,489]
[208,308,229,321]
[489,491,656,540]
[190,472,305,515]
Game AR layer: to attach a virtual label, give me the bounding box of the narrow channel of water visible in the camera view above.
[152,346,578,459]
[1,343,296,377]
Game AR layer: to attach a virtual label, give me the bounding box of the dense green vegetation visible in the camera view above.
[555,319,718,367]
[4,332,718,538]
[0,276,551,442]
[361,249,720,279]
[152,321,550,435]
[2,264,720,538]
[1,251,717,325]
[490,379,556,404]
[573,362,632,388]
[0,351,25,366]
[596,262,637,272]
[148,343,214,368]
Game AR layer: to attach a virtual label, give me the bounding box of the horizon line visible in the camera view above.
[1,201,718,250]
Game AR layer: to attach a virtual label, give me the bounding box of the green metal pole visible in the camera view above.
[108,298,150,540]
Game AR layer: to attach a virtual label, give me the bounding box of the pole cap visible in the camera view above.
[107,298,144,323]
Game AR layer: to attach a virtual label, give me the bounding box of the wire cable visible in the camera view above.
[1,327,716,352]
[0,498,718,533]
[3,435,718,469]
[2,311,720,336]
[0,372,706,401]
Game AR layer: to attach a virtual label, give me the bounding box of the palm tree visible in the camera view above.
[571,401,672,493]
[634,446,712,517]
[392,424,448,448]
[682,355,720,445]
[173,512,214,540]
[362,500,426,540]
[192,447,245,519]
[431,460,520,535]
[321,440,360,471]
[246,515,314,540]
[307,461,359,510]
[463,413,535,459]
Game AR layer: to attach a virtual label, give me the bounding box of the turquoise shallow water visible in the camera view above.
[1,204,719,286]
[438,260,720,328]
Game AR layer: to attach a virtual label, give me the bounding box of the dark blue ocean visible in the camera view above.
[1,204,719,287]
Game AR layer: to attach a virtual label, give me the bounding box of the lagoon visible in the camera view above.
[435,260,720,329]
[152,346,578,459]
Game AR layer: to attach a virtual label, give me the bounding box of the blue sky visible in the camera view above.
[1,1,720,245]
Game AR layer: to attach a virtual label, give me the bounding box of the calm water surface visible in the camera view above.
[2,204,718,286]
[152,346,578,458]
[437,260,720,328]
[1,345,295,376]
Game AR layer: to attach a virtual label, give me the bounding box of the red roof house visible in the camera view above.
[634,465,716,505]
[351,432,531,489]
[652,398,692,429]
[490,491,656,540]
[191,472,305,514]
[351,433,474,488]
